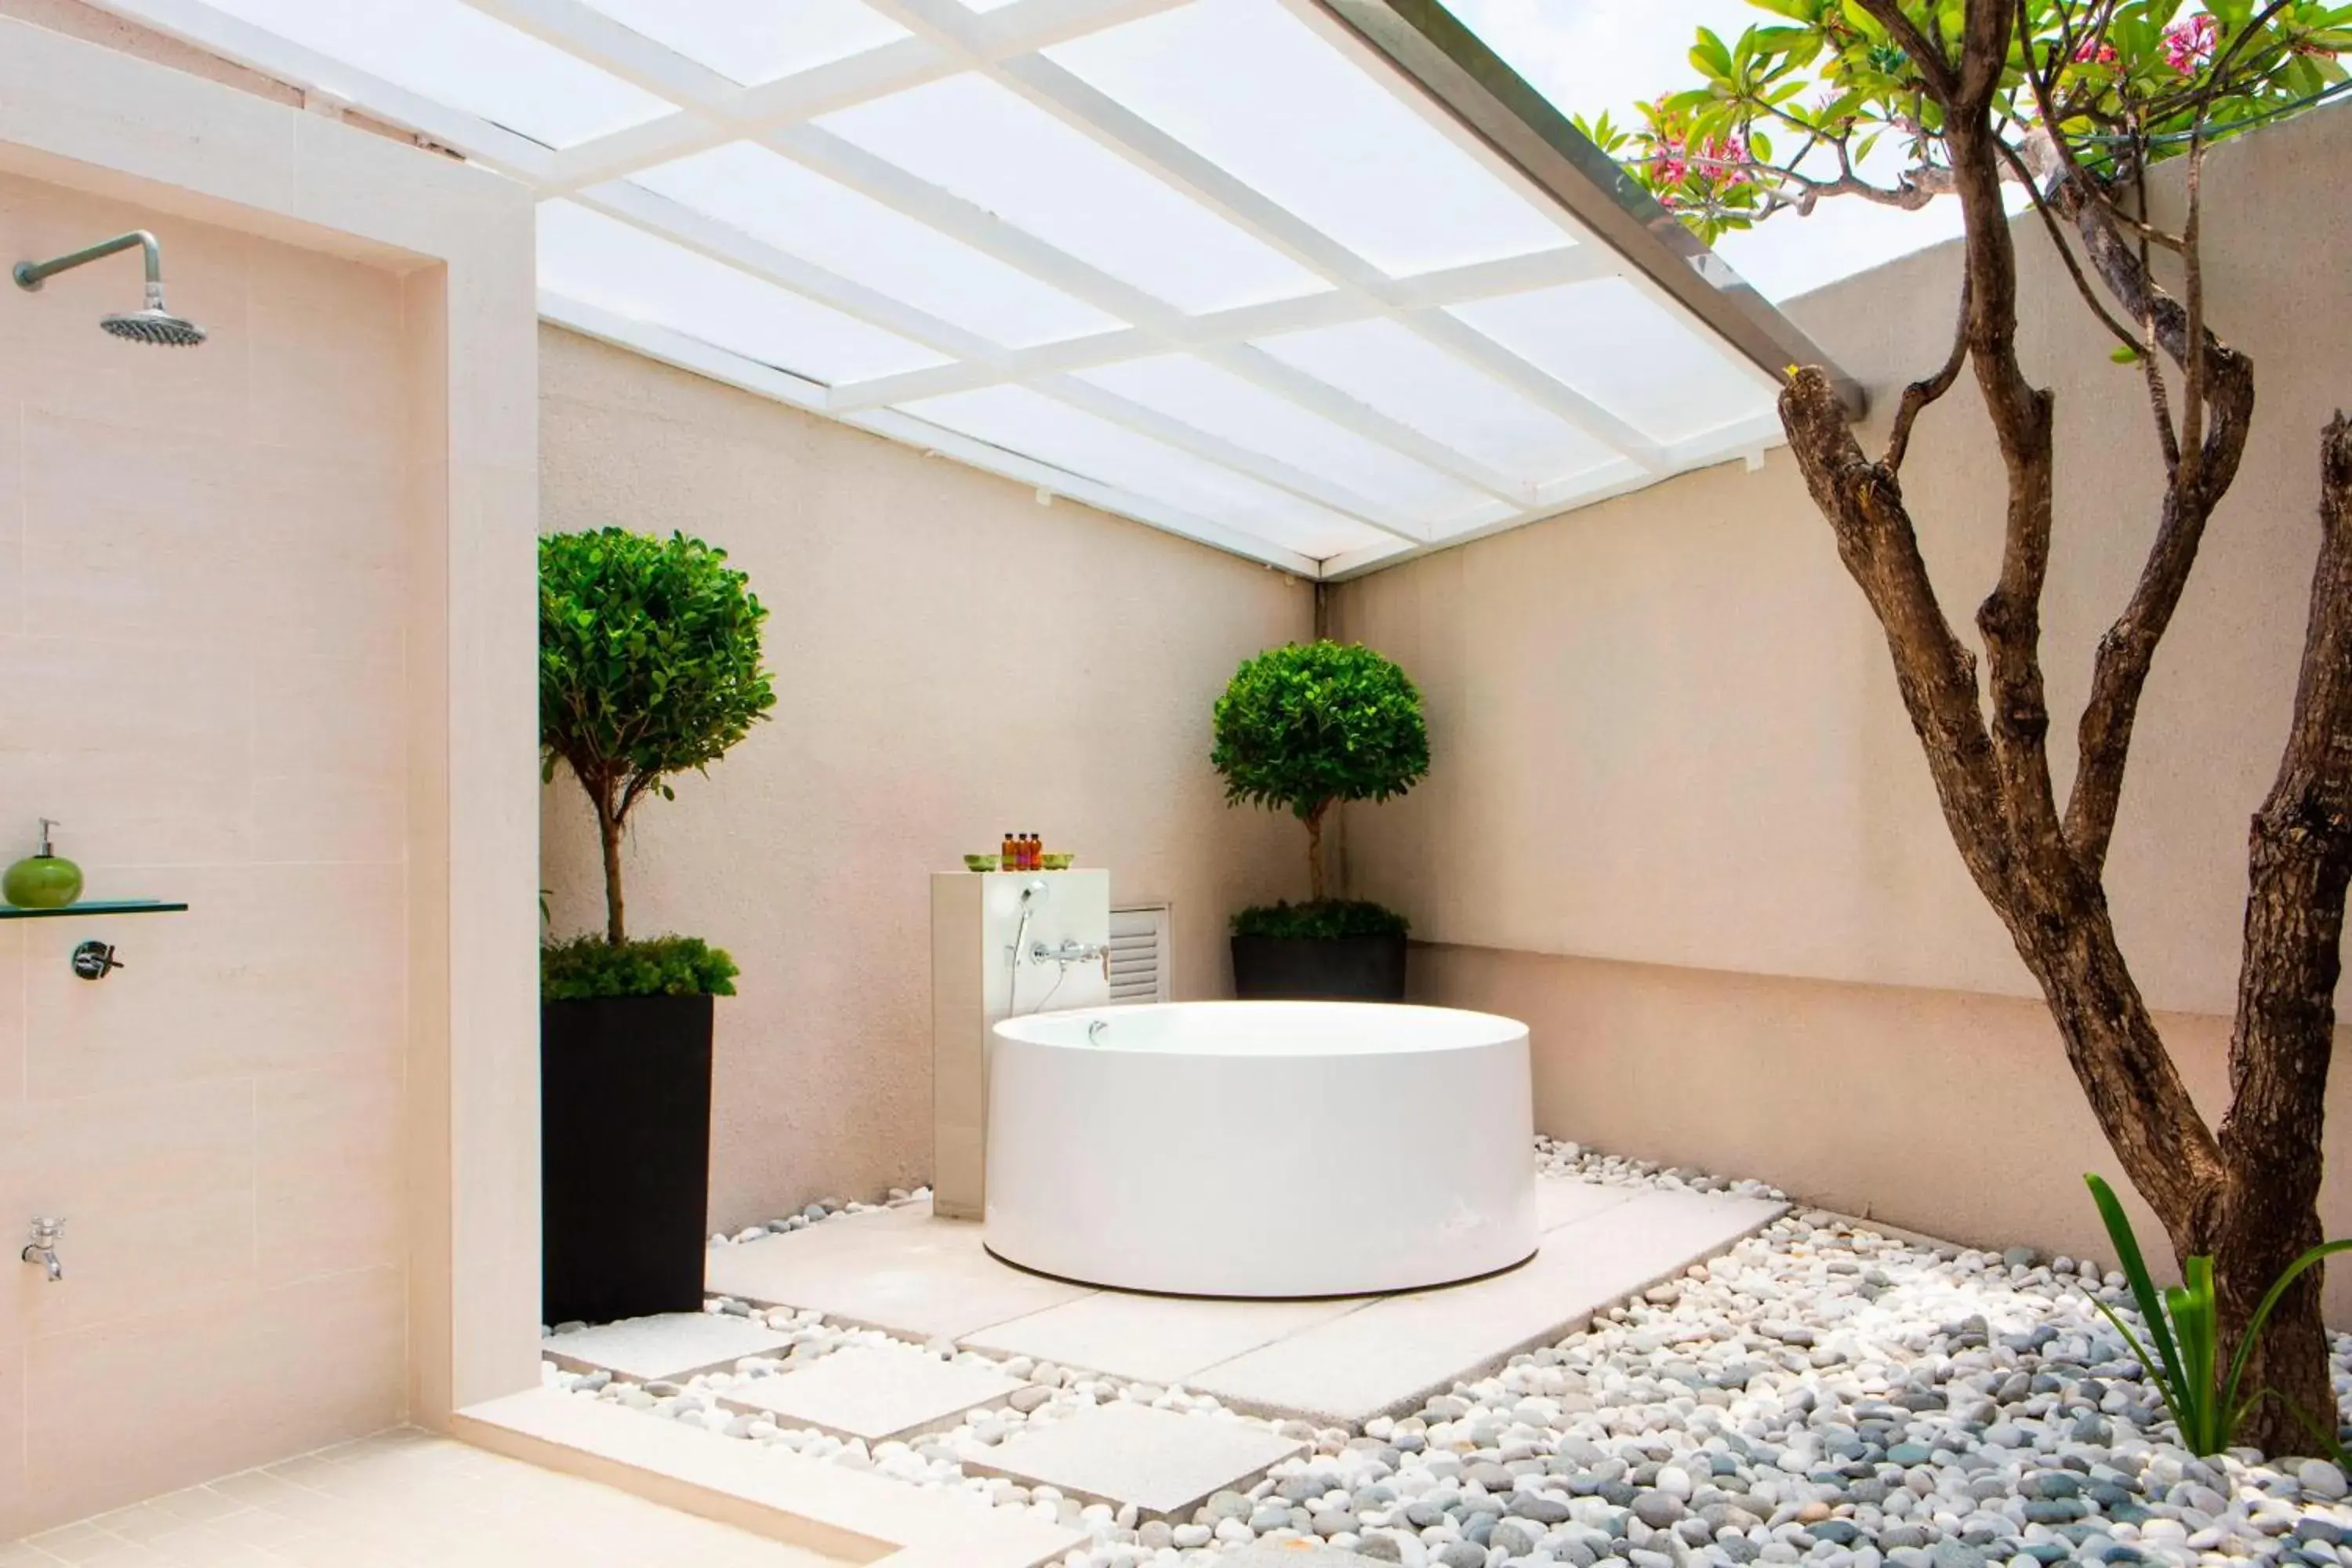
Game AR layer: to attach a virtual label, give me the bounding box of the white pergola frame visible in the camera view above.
[90,0,1860,579]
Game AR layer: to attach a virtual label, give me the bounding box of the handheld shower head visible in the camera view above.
[14,231,206,347]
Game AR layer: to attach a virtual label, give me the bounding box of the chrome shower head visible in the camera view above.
[100,286,205,347]
[14,230,206,347]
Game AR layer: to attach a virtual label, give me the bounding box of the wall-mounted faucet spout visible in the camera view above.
[21,1217,63,1281]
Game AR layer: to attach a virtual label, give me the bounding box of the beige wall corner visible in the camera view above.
[0,16,539,1533]
[537,327,1312,1228]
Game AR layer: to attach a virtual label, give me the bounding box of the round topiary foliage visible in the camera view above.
[1211,640,1429,902]
[541,528,775,951]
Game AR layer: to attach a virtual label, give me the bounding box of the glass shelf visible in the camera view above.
[0,898,188,920]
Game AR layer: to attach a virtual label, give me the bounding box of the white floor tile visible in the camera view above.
[718,1345,1032,1440]
[543,1312,797,1381]
[961,1403,1301,1518]
[705,1201,1093,1339]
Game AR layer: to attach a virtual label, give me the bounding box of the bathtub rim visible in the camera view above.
[989,998,1529,1058]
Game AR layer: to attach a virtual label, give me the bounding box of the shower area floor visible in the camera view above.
[2,1427,848,1568]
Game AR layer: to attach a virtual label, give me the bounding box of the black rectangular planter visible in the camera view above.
[1230,932,1407,1001]
[541,993,713,1326]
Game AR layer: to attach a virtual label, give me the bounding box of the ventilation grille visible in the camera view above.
[1108,905,1171,1004]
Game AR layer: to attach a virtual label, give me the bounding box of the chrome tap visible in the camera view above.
[1031,937,1105,964]
[21,1217,62,1282]
[1087,1018,1109,1047]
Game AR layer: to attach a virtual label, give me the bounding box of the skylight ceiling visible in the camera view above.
[95,0,1860,578]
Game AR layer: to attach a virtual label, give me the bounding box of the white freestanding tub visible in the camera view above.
[985,1001,1536,1297]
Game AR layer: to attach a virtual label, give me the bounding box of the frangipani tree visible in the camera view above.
[1588,1,2351,1450]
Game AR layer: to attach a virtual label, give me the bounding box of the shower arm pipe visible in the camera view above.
[13,230,162,294]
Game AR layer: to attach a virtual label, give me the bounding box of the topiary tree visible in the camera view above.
[540,528,776,946]
[1211,641,1429,903]
[1588,0,2352,1447]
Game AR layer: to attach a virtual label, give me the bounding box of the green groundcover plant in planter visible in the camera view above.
[1212,641,1428,1000]
[539,527,774,1326]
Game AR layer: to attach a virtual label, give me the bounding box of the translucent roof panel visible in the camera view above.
[1074,355,1489,528]
[539,201,948,385]
[816,73,1328,314]
[1447,279,1781,445]
[898,387,1396,559]
[157,0,1856,573]
[580,0,909,86]
[1047,0,1573,278]
[197,0,675,147]
[1251,318,1624,490]
[629,142,1126,349]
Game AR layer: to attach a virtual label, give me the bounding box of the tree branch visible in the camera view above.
[1885,276,1973,474]
[1780,369,2015,887]
[2055,166,2257,873]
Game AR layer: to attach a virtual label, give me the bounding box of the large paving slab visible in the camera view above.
[964,1290,1362,1387]
[718,1345,1033,1442]
[543,1312,798,1382]
[1188,1189,1785,1425]
[458,1386,1090,1568]
[706,1201,1094,1340]
[1537,1177,1639,1232]
[960,1403,1301,1520]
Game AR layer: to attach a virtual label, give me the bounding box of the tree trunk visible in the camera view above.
[597,789,627,946]
[2211,413,2352,1453]
[1305,802,1328,903]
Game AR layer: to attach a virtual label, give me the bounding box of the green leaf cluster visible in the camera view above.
[541,934,740,1001]
[2084,1174,2352,1456]
[540,528,776,800]
[1230,899,1410,940]
[1210,641,1430,823]
[1590,0,2352,244]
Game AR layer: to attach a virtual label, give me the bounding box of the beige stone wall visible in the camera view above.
[538,327,1314,1229]
[1330,103,2352,1306]
[0,171,414,1532]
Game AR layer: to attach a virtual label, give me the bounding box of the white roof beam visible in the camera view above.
[456,0,739,111]
[1029,375,1428,543]
[822,245,1609,412]
[1200,343,1531,503]
[542,290,830,410]
[546,39,949,193]
[537,0,1193,194]
[1400,310,1666,470]
[844,411,1320,576]
[81,0,559,181]
[572,180,1004,363]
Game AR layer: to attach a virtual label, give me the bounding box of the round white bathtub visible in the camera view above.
[985,1001,1536,1298]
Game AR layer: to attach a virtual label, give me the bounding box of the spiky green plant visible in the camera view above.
[2084,1173,2351,1455]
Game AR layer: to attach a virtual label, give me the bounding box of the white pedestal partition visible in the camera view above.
[930,869,1110,1220]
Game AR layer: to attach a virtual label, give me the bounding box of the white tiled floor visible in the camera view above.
[707,1175,1785,1426]
[2,1427,850,1568]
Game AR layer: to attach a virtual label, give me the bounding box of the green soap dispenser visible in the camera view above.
[4,819,82,909]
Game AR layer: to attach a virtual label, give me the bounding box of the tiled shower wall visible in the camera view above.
[0,169,413,1535]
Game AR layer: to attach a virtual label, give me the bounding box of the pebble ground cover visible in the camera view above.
[547,1141,2352,1567]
